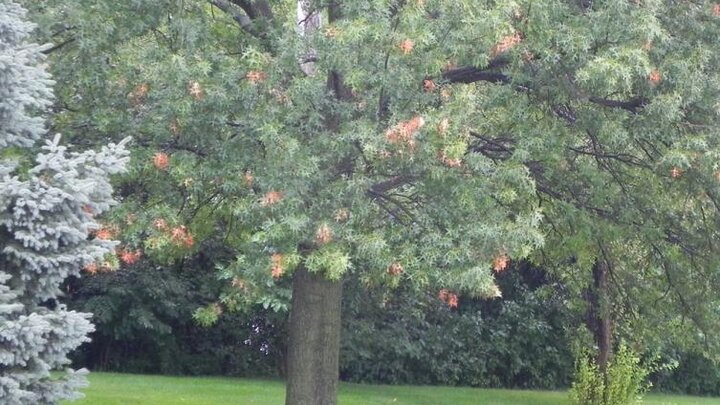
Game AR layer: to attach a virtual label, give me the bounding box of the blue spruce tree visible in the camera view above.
[0,2,129,403]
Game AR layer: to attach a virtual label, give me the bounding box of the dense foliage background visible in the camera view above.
[63,259,720,395]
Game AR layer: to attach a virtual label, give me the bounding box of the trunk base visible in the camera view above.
[285,267,342,405]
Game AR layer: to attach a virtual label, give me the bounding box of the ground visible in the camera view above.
[62,373,720,405]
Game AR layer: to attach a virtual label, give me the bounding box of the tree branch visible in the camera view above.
[567,144,650,169]
[42,38,76,55]
[442,65,648,114]
[368,175,417,195]
[534,181,613,218]
[230,0,273,20]
[587,95,648,113]
[468,132,515,160]
[209,0,253,33]
[230,0,256,17]
[442,66,509,84]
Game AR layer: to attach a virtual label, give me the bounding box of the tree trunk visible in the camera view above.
[586,258,613,372]
[285,267,342,405]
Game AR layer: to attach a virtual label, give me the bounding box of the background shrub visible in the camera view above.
[340,263,575,389]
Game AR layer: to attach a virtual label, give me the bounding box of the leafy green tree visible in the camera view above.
[435,0,720,390]
[0,3,128,403]
[23,1,544,403]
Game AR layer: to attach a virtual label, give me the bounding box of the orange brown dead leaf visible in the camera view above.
[153,152,170,170]
[315,224,333,245]
[491,33,522,57]
[399,39,414,54]
[493,254,510,273]
[387,262,404,276]
[261,190,283,206]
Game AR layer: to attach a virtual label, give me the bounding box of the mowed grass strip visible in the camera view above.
[62,372,720,405]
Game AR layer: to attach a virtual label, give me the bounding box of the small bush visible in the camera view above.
[570,352,605,405]
[569,344,653,405]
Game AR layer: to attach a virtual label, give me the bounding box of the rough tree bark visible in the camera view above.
[587,258,613,373]
[285,267,342,405]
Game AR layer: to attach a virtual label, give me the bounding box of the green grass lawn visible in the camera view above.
[62,372,720,405]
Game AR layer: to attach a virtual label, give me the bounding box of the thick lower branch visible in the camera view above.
[442,66,509,84]
[368,175,417,195]
[42,38,76,55]
[209,0,254,33]
[588,95,647,113]
[442,65,647,114]
[230,0,273,20]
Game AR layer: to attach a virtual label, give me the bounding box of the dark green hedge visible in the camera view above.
[340,264,575,389]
